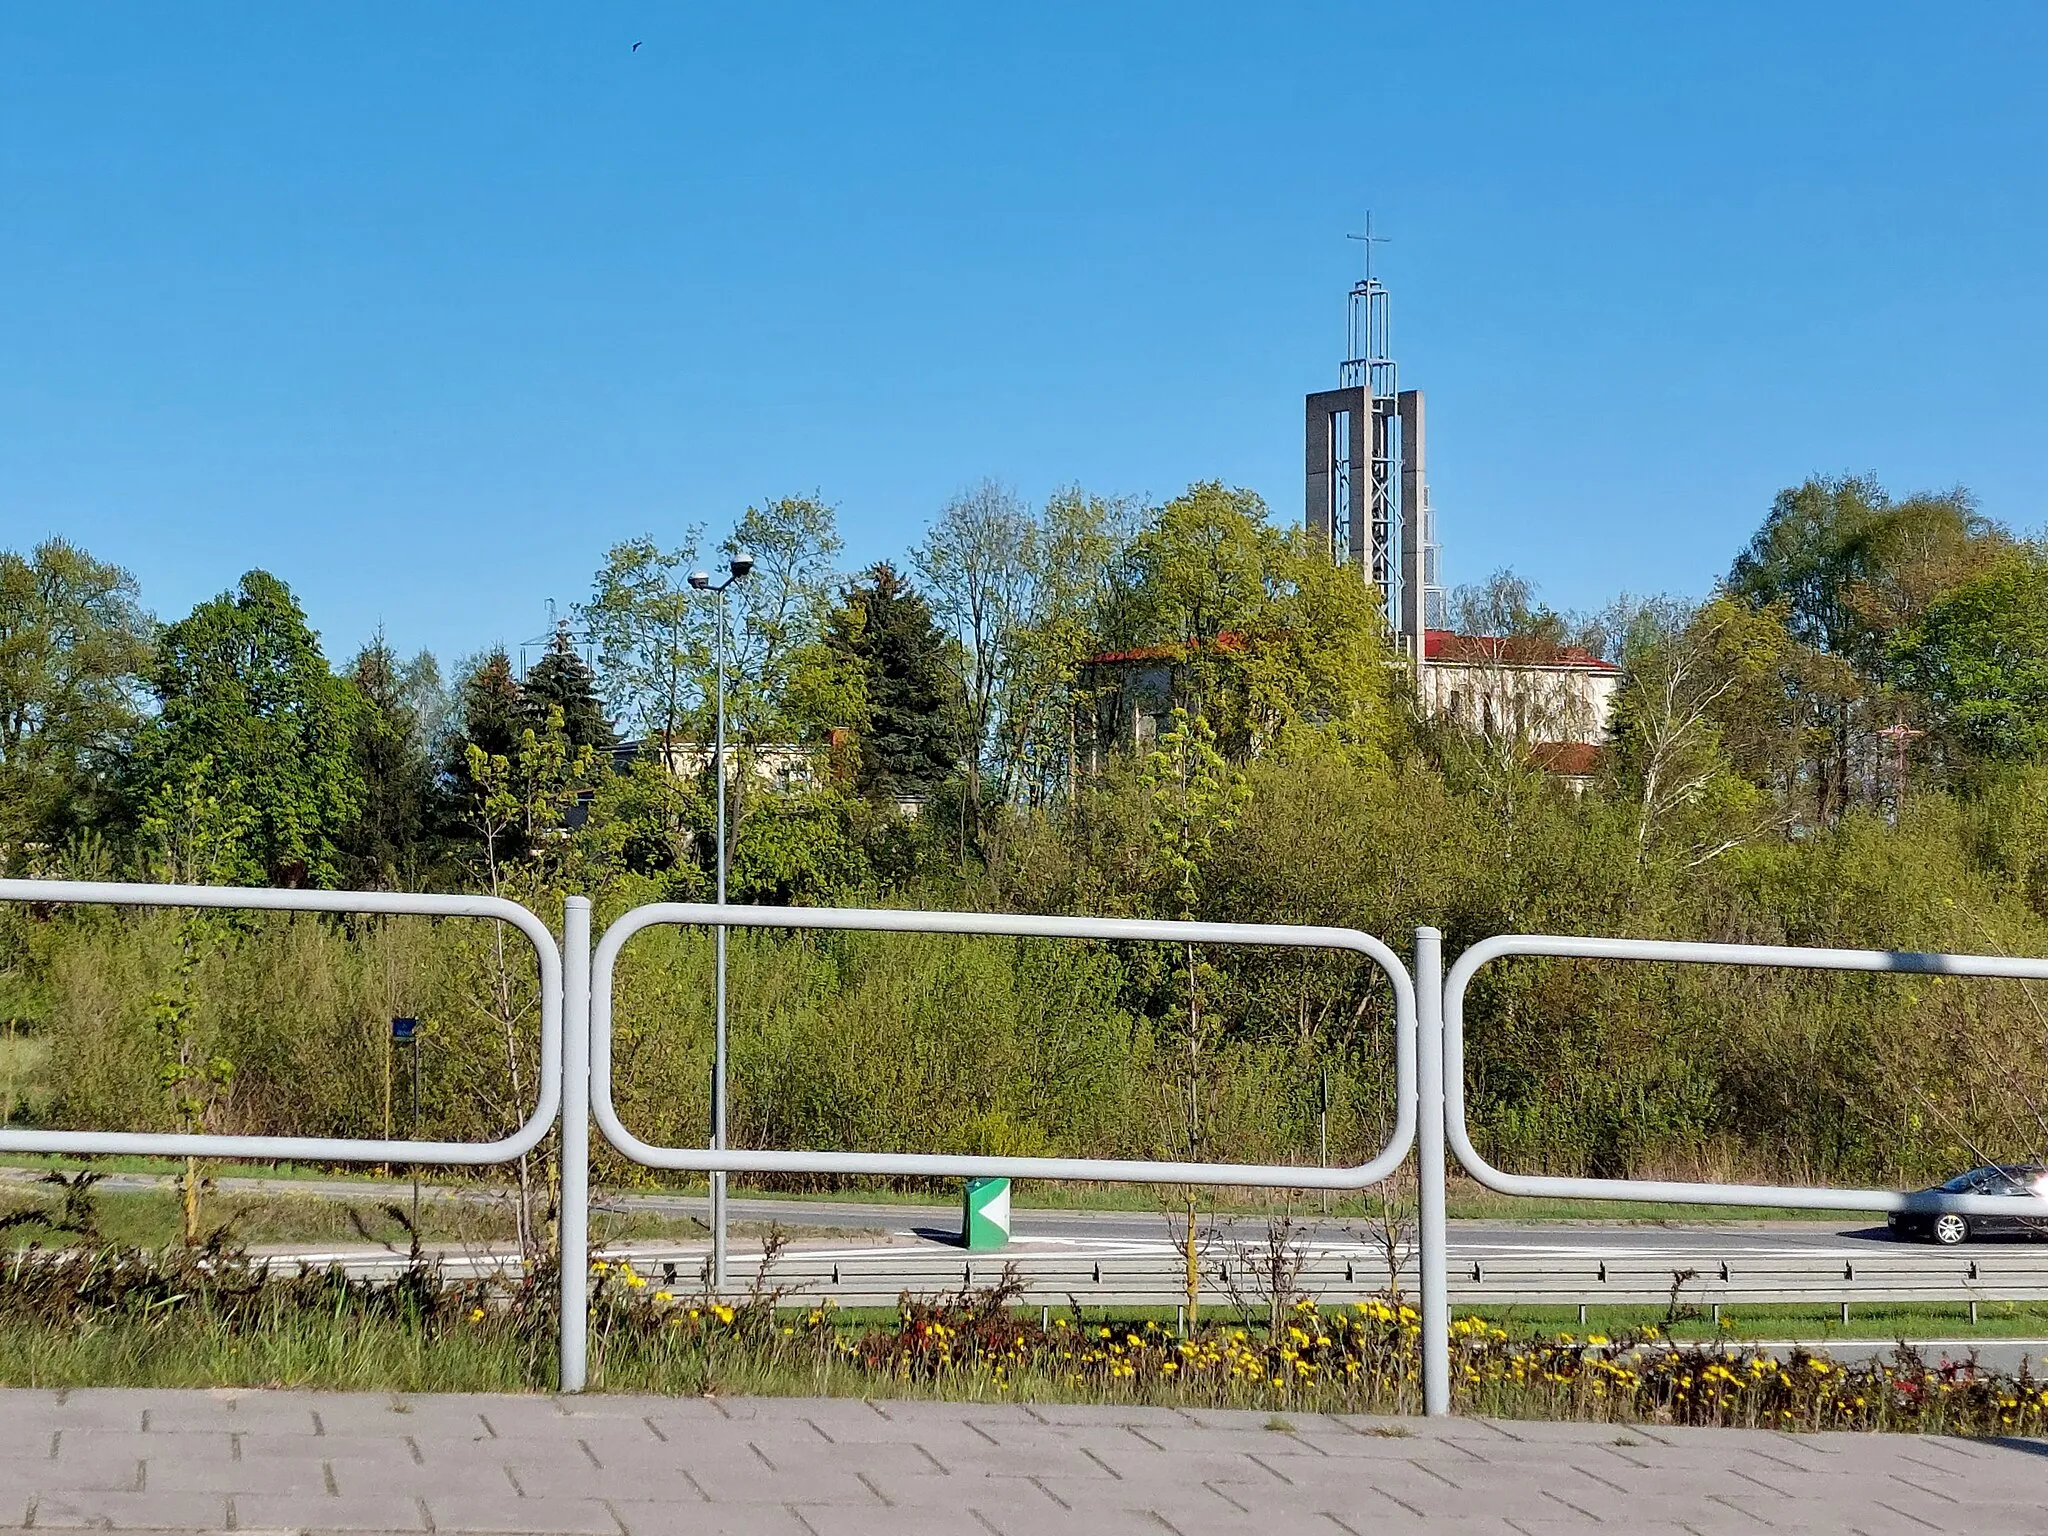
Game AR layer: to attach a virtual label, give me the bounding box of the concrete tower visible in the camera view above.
[1306,221,1437,666]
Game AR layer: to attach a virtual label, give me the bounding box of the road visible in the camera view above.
[0,1162,1980,1263]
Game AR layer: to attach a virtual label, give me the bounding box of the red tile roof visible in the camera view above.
[1531,742,1604,777]
[1081,632,1249,667]
[1425,630,1618,671]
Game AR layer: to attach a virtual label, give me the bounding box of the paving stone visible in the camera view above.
[152,1400,321,1437]
[0,1448,139,1491]
[699,1397,892,1430]
[682,1459,884,1506]
[236,1492,429,1531]
[1543,1462,1788,1499]
[237,1435,419,1468]
[869,1400,1042,1429]
[61,1429,234,1466]
[1023,1475,1249,1518]
[500,1457,703,1502]
[610,1503,812,1536]
[805,1508,1037,1536]
[1170,1407,1354,1434]
[0,1425,55,1461]
[903,1442,1111,1481]
[855,1471,1053,1511]
[1018,1403,1195,1430]
[145,1456,333,1495]
[28,1490,228,1529]
[1077,1443,1295,1486]
[12,1388,2048,1534]
[325,1457,511,1499]
[424,1493,623,1533]
[1509,1486,1769,1525]
[1477,1416,1676,1445]
[596,1425,771,1464]
[1737,1465,1974,1500]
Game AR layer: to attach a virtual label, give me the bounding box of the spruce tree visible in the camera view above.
[339,636,438,886]
[825,563,961,798]
[523,624,617,756]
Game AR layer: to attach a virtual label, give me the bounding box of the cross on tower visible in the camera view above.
[1347,212,1391,283]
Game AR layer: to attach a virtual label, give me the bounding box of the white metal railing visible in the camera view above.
[1442,934,2048,1220]
[0,879,562,1164]
[19,882,2048,1424]
[568,902,1422,1390]
[586,904,1416,1185]
[1431,932,2048,1409]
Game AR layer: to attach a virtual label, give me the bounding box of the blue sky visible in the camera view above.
[3,4,2044,666]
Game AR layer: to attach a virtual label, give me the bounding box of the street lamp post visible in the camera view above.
[689,553,752,1293]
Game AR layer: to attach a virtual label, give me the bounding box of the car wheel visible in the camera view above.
[1932,1212,1970,1246]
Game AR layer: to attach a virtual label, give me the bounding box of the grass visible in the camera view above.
[0,1182,705,1253]
[1469,1301,2048,1344]
[0,1036,52,1124]
[4,1245,2047,1438]
[0,1153,1908,1226]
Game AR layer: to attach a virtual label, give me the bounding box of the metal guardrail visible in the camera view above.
[1431,932,2048,1408]
[0,879,563,1165]
[570,902,1421,1389]
[1442,935,2048,1221]
[18,884,2048,1422]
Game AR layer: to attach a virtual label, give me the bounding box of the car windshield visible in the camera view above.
[1939,1166,2048,1193]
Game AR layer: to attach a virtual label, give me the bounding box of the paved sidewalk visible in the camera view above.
[0,1389,2043,1535]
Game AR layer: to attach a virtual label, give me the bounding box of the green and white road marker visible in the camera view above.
[962,1176,1011,1250]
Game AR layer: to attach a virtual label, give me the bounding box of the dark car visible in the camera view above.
[1888,1165,2048,1245]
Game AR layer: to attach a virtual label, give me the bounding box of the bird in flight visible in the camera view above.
[631,40,642,51]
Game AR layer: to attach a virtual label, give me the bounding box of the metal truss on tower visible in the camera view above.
[1306,219,1438,663]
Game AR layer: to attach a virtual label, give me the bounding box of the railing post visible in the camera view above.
[1415,925,1451,1417]
[560,895,592,1393]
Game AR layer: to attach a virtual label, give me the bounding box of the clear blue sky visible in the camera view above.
[3,4,2044,666]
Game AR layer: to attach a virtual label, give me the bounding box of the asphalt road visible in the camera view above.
[0,1164,1969,1260]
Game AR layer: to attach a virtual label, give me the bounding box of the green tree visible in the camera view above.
[137,571,359,887]
[1604,598,1773,867]
[1892,549,2048,765]
[444,648,526,827]
[1726,476,2005,818]
[1104,482,1396,763]
[916,480,1035,829]
[0,538,154,867]
[339,635,441,887]
[998,488,1132,808]
[730,788,870,903]
[581,535,706,752]
[723,495,846,742]
[825,564,961,801]
[522,624,616,756]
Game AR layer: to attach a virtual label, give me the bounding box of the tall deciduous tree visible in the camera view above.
[722,495,845,742]
[1000,488,1132,807]
[581,535,706,752]
[139,571,359,887]
[1892,549,2048,765]
[1103,482,1396,763]
[916,480,1035,828]
[1726,476,2006,819]
[0,538,153,866]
